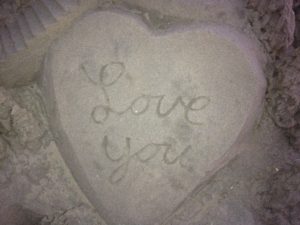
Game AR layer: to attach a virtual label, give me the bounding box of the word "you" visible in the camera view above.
[103,135,192,184]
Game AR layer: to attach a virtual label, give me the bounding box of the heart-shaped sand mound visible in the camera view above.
[41,10,265,225]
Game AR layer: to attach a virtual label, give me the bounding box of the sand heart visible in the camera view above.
[41,10,266,225]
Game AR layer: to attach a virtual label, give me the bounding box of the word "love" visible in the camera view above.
[80,61,210,126]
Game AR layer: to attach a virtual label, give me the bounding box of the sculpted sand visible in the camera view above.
[41,10,265,225]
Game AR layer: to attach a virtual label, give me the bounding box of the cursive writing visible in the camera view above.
[102,135,192,184]
[80,61,210,126]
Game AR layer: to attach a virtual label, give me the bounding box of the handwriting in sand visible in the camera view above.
[102,135,192,184]
[80,61,210,126]
[80,61,209,184]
